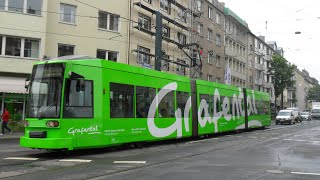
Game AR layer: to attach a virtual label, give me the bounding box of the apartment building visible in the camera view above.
[129,0,191,76]
[190,0,225,82]
[288,68,318,110]
[224,7,248,87]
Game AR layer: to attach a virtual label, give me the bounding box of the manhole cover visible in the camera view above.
[266,170,284,174]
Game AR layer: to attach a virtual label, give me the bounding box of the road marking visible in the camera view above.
[59,159,92,163]
[113,161,146,164]
[266,170,284,174]
[291,172,320,176]
[4,157,38,161]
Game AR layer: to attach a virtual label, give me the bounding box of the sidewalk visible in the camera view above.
[0,132,24,140]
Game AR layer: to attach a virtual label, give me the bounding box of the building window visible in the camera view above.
[177,32,186,45]
[58,44,74,57]
[5,37,21,57]
[178,7,186,23]
[208,7,213,19]
[8,0,24,13]
[208,29,212,41]
[216,13,221,24]
[207,75,213,82]
[216,55,220,67]
[197,23,203,35]
[138,13,151,31]
[163,26,170,38]
[1,35,40,58]
[216,34,221,46]
[160,0,170,14]
[1,0,42,15]
[60,3,76,24]
[208,52,213,64]
[196,0,202,12]
[96,49,118,62]
[24,39,40,58]
[98,11,119,31]
[137,46,150,64]
[177,59,186,75]
[27,0,42,15]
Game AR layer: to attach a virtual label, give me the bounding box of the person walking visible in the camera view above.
[1,107,12,135]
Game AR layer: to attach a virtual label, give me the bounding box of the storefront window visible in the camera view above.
[4,96,25,121]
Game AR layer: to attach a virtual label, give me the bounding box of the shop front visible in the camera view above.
[0,76,28,131]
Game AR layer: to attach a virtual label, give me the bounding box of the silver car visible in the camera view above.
[301,111,311,121]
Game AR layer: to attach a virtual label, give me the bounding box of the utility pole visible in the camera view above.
[155,11,163,71]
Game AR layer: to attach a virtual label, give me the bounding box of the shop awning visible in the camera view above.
[0,76,28,94]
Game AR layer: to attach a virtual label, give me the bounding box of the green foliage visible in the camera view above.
[292,91,297,104]
[307,85,320,102]
[268,54,295,99]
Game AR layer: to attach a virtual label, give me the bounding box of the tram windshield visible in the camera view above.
[26,63,65,118]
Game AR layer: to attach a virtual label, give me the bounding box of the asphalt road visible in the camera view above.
[1,121,320,180]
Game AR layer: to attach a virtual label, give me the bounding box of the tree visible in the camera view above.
[307,85,320,102]
[268,54,295,110]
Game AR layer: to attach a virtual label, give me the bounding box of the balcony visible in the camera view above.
[264,82,273,89]
[255,78,264,86]
[255,63,264,71]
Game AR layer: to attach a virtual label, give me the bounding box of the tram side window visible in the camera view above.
[110,83,134,118]
[136,86,156,118]
[200,94,212,117]
[158,89,175,118]
[177,91,189,117]
[264,101,270,114]
[63,79,93,118]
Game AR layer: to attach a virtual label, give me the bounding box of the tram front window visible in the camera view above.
[26,63,65,118]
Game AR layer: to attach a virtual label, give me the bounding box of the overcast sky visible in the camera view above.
[220,0,320,81]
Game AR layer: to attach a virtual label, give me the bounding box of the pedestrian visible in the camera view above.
[1,107,12,135]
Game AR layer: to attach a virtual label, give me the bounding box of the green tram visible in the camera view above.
[20,56,271,150]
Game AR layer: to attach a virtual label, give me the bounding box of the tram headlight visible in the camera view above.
[24,120,29,127]
[46,121,59,128]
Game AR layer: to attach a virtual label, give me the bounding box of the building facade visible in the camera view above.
[190,0,225,82]
[224,7,248,87]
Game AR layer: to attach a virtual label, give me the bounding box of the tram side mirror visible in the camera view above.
[68,71,84,79]
[25,76,30,90]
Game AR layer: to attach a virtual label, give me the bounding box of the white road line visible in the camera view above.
[291,172,320,176]
[4,157,38,161]
[59,159,92,163]
[113,161,146,164]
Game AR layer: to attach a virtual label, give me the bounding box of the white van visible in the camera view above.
[276,109,295,125]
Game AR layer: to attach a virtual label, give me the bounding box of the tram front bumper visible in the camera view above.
[20,136,74,150]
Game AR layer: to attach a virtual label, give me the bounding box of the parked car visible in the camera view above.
[301,111,311,121]
[287,107,302,123]
[311,108,320,120]
[276,110,295,125]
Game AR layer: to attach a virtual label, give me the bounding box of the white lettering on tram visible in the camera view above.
[147,83,259,138]
[68,125,99,136]
[147,82,191,138]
